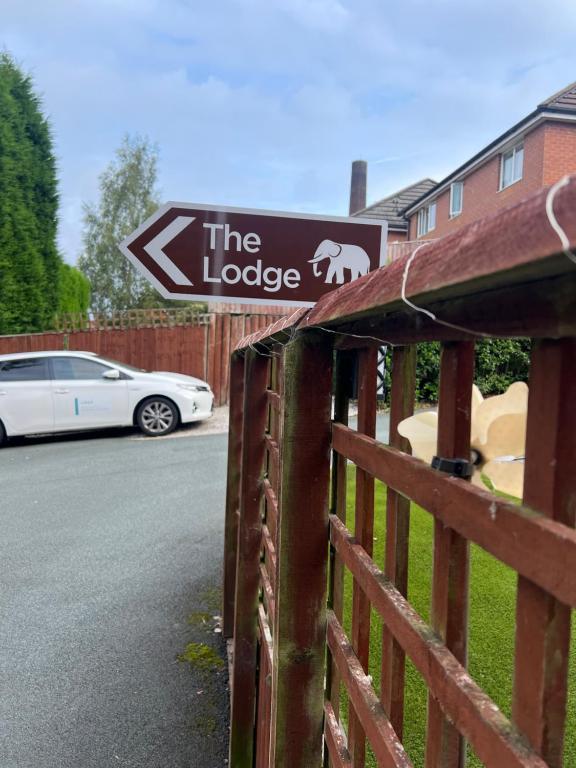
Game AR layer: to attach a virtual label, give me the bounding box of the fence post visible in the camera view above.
[425,340,474,768]
[512,338,576,766]
[222,352,245,639]
[269,331,333,768]
[229,349,270,768]
[381,344,416,739]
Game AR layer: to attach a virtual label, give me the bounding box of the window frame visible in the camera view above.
[416,201,437,237]
[428,201,436,231]
[499,142,524,190]
[449,181,464,218]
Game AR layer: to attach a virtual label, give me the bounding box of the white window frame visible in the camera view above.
[417,201,437,237]
[449,181,463,217]
[499,142,524,190]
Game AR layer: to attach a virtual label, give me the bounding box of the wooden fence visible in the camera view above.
[223,177,576,767]
[0,312,283,406]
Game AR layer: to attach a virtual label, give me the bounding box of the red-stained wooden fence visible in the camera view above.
[223,177,576,767]
[0,312,283,406]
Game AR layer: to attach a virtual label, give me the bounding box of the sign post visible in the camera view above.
[120,203,387,308]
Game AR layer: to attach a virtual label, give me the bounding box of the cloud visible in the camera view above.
[2,0,576,261]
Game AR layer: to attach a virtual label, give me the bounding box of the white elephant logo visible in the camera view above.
[308,239,371,285]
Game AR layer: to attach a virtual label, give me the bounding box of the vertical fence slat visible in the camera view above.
[223,353,245,639]
[213,314,223,405]
[381,345,416,739]
[207,315,217,400]
[425,341,474,768]
[348,347,378,767]
[326,350,356,744]
[268,331,333,768]
[255,609,274,768]
[229,349,270,768]
[512,338,576,767]
[221,314,232,405]
[270,346,284,551]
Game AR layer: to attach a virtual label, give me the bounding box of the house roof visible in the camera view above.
[353,178,436,231]
[402,81,576,217]
[540,81,576,112]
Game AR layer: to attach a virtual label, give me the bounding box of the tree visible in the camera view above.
[57,263,91,314]
[0,53,60,333]
[78,135,164,312]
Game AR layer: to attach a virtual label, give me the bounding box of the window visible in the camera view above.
[450,182,463,217]
[0,358,49,381]
[417,201,437,237]
[51,357,111,380]
[500,143,524,189]
[96,356,142,373]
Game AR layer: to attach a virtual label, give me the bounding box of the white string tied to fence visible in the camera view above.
[545,174,576,265]
[399,241,492,339]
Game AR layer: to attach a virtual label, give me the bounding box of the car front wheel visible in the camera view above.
[136,397,179,437]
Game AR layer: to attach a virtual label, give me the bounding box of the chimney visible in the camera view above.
[349,159,367,215]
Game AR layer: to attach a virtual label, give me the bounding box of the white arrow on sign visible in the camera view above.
[143,216,196,286]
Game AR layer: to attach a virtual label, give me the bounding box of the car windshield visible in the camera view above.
[95,356,147,373]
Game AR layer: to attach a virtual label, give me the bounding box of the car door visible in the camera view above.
[50,356,130,430]
[0,357,53,435]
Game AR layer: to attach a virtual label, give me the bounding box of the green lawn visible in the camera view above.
[339,470,576,767]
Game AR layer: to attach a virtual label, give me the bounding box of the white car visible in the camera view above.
[0,351,214,443]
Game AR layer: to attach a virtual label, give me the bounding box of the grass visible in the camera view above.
[339,470,576,767]
[177,641,225,671]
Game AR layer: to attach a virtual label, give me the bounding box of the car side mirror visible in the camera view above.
[102,369,121,380]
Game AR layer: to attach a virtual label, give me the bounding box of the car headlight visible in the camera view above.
[177,383,210,392]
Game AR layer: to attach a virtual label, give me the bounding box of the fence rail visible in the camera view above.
[223,176,576,767]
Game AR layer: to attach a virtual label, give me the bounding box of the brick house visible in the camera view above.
[403,82,576,240]
[353,178,436,261]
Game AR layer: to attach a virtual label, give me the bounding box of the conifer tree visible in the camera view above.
[0,53,61,333]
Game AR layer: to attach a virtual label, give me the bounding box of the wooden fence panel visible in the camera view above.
[0,313,286,406]
[225,178,576,768]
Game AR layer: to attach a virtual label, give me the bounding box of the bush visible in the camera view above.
[379,339,531,404]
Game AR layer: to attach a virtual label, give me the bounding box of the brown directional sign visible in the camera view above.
[119,203,387,307]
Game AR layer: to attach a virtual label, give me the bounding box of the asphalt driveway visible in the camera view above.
[0,428,230,768]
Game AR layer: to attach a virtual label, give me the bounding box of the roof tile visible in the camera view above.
[540,81,576,111]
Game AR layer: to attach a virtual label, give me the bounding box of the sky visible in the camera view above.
[2,0,576,263]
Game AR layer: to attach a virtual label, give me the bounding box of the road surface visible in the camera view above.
[0,428,229,768]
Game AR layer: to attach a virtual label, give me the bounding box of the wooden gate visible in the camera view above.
[223,178,576,767]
